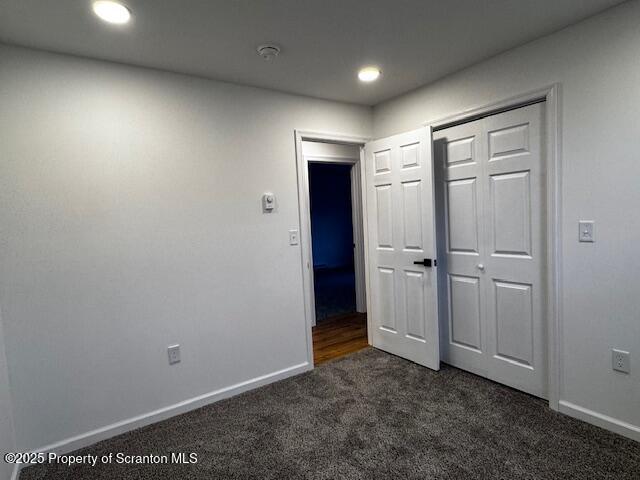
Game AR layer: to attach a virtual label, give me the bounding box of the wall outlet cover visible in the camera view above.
[612,349,630,373]
[168,344,181,365]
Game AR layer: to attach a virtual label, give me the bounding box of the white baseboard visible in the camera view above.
[559,400,640,442]
[26,361,310,461]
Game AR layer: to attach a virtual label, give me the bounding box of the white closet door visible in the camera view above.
[483,104,546,398]
[435,102,547,398]
[364,128,440,370]
[434,120,489,377]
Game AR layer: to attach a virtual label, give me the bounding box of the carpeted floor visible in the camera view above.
[21,348,640,480]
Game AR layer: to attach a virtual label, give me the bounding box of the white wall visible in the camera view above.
[374,0,640,437]
[0,315,16,480]
[0,44,371,451]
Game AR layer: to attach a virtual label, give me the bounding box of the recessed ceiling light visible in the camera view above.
[92,1,131,25]
[358,66,381,82]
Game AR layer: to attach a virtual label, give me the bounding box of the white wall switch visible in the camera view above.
[579,221,594,242]
[262,193,276,213]
[289,229,299,245]
[612,349,630,373]
[168,344,181,365]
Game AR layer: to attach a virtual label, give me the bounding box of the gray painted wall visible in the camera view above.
[374,0,640,435]
[0,44,371,451]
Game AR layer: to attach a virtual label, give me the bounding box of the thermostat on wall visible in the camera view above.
[262,193,276,212]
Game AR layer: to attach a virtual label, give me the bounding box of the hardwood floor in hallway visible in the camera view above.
[312,312,368,365]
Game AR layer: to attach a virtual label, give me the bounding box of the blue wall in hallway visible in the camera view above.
[308,163,354,269]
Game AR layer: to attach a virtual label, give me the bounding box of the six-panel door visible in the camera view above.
[364,129,440,370]
[433,103,547,398]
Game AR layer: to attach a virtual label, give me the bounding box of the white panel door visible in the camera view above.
[434,120,488,378]
[434,102,547,398]
[364,129,440,370]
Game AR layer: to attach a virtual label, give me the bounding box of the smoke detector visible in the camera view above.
[256,44,281,61]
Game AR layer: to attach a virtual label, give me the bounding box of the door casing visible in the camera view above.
[294,131,370,366]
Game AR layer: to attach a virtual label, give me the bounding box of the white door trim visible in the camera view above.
[350,161,367,314]
[424,84,562,410]
[294,130,370,367]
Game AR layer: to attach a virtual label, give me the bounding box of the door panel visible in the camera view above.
[494,280,534,366]
[364,129,439,369]
[374,149,392,174]
[446,136,476,167]
[490,171,532,256]
[488,123,530,159]
[375,185,394,248]
[401,142,420,168]
[448,274,482,351]
[434,102,547,398]
[447,178,479,253]
[377,267,397,331]
[402,180,423,250]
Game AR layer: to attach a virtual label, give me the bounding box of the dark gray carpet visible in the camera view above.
[21,348,640,480]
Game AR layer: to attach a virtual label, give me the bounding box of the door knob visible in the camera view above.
[477,263,485,271]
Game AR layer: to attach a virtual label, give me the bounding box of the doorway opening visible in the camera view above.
[309,162,357,321]
[296,136,368,366]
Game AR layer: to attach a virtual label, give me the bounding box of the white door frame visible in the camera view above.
[424,84,562,410]
[294,130,370,366]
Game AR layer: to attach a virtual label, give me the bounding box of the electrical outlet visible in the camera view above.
[168,344,181,365]
[289,229,299,245]
[612,349,630,373]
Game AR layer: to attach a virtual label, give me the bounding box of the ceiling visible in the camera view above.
[0,0,625,105]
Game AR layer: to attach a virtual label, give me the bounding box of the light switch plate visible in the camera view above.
[168,344,181,365]
[579,221,594,242]
[289,229,299,245]
[612,349,630,373]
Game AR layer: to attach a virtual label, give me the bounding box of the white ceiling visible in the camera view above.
[0,0,625,105]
